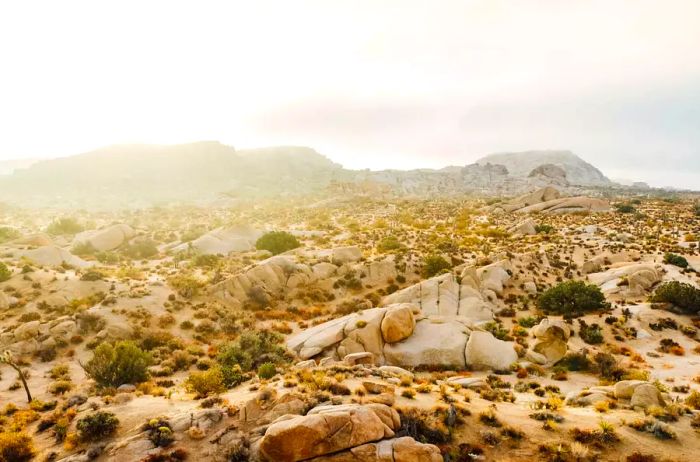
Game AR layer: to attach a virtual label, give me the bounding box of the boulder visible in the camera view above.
[332,247,363,265]
[530,318,570,364]
[613,380,648,399]
[380,304,416,344]
[508,218,537,236]
[464,331,518,371]
[73,224,135,252]
[362,381,395,395]
[383,319,469,368]
[14,320,42,341]
[630,384,665,409]
[259,404,399,462]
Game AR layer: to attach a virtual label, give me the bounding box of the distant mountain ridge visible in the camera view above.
[0,142,617,208]
[476,150,611,186]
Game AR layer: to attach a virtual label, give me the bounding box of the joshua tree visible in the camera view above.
[1,350,32,402]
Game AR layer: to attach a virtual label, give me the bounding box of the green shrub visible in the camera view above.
[72,241,97,256]
[535,224,555,234]
[185,367,226,398]
[537,280,608,318]
[76,411,119,441]
[421,255,451,278]
[217,330,288,373]
[255,231,300,255]
[615,204,636,214]
[46,217,84,235]
[663,253,688,268]
[578,321,604,344]
[82,341,152,387]
[122,239,158,259]
[0,262,11,282]
[220,364,245,388]
[650,281,700,314]
[377,236,402,252]
[0,227,20,244]
[0,432,35,462]
[257,362,277,379]
[193,254,220,268]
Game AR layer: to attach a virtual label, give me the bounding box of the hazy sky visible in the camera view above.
[1,1,699,188]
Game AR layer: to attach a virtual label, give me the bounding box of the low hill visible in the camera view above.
[476,150,611,186]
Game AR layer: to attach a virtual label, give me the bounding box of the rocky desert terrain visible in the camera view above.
[1,182,699,462]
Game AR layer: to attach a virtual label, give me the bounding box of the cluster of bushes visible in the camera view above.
[650,281,700,314]
[255,231,300,255]
[537,280,609,318]
[0,432,35,461]
[0,226,20,244]
[76,411,119,441]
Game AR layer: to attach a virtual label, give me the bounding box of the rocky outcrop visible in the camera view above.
[16,245,92,268]
[463,331,518,371]
[515,196,611,214]
[73,223,135,252]
[308,437,442,462]
[508,218,537,236]
[528,164,569,186]
[383,318,470,368]
[258,404,400,462]
[173,224,263,255]
[476,150,611,186]
[529,318,570,364]
[383,260,512,320]
[588,262,664,297]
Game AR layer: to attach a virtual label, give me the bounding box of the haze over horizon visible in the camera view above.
[1,0,699,188]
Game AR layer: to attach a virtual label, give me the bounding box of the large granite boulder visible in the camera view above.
[530,318,570,364]
[380,304,416,344]
[383,319,469,368]
[308,437,442,462]
[464,331,518,371]
[73,224,135,252]
[259,404,399,462]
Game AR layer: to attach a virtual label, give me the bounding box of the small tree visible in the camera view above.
[0,351,32,402]
[82,341,152,387]
[537,280,609,318]
[255,231,300,255]
[421,255,451,278]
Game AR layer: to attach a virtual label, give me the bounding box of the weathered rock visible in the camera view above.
[332,246,363,265]
[509,218,537,236]
[73,224,135,252]
[383,319,469,368]
[530,318,570,364]
[344,352,374,366]
[613,380,648,399]
[630,384,665,409]
[362,381,395,395]
[259,404,398,462]
[380,304,416,344]
[306,437,441,462]
[464,331,517,371]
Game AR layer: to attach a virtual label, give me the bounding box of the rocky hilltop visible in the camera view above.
[476,150,611,186]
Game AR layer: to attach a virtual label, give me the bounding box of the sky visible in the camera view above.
[0,0,699,188]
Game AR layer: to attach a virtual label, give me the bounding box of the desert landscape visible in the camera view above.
[0,146,698,462]
[2,2,699,461]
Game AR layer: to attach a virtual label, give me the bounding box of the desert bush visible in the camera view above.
[82,341,152,387]
[255,231,300,255]
[76,411,119,441]
[377,236,402,252]
[122,238,159,259]
[650,281,700,314]
[578,320,604,344]
[47,217,83,235]
[0,262,12,282]
[615,204,636,214]
[257,362,277,379]
[663,253,688,268]
[537,280,609,318]
[185,368,226,398]
[0,432,35,462]
[421,255,451,278]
